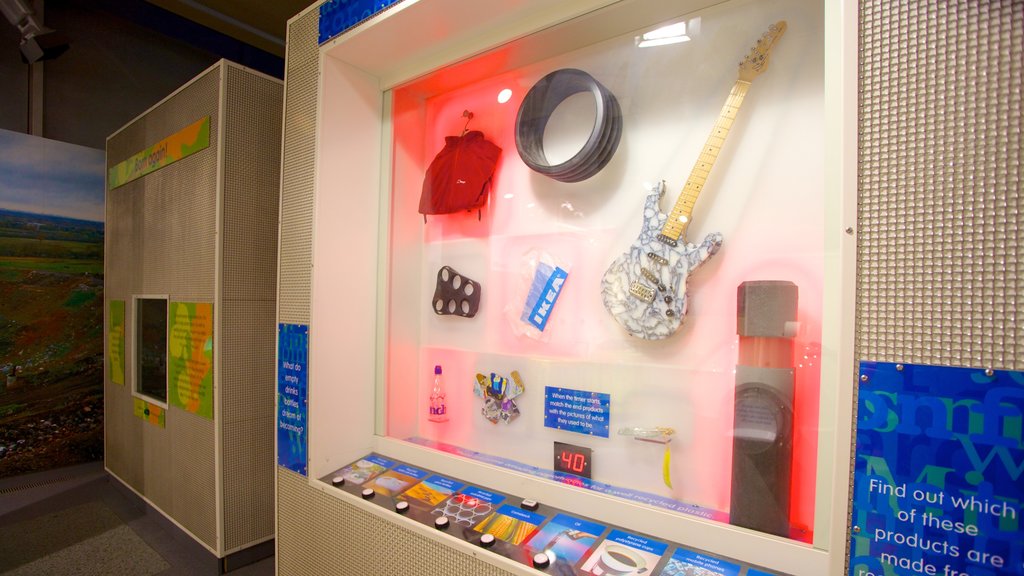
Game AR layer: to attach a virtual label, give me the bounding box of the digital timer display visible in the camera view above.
[553,441,592,479]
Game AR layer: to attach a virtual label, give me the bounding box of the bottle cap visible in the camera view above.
[435,365,442,375]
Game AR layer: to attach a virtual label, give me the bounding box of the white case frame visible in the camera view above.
[297,0,858,574]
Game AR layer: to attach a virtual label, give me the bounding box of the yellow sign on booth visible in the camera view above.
[133,397,165,428]
[108,116,210,189]
[168,301,214,419]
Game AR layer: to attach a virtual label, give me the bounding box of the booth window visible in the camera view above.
[135,297,168,404]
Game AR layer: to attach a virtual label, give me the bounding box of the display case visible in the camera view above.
[301,0,855,574]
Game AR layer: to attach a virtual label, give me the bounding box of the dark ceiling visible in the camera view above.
[1,0,317,146]
[144,0,313,57]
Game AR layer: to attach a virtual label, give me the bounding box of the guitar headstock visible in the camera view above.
[738,21,787,82]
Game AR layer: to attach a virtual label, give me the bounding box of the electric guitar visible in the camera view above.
[601,21,787,340]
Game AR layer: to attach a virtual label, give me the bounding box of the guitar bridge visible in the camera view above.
[629,281,655,303]
[656,234,678,247]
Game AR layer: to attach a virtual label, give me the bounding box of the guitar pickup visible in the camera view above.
[640,268,666,291]
[656,234,678,247]
[646,252,669,266]
[629,281,655,303]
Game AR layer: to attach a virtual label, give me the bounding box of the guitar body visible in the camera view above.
[601,182,722,340]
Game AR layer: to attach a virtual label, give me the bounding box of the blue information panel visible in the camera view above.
[850,362,1024,576]
[462,486,504,506]
[472,504,546,546]
[544,386,611,438]
[525,513,606,566]
[319,0,404,44]
[277,324,309,475]
[581,529,667,575]
[659,548,741,576]
[422,475,464,494]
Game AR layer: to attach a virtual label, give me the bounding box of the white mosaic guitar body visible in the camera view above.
[601,182,722,340]
[599,21,786,340]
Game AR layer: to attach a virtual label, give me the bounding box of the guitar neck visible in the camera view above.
[661,80,751,241]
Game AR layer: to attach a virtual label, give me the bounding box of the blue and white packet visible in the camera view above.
[507,249,570,340]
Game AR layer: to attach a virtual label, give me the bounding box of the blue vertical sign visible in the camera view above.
[319,0,404,44]
[850,362,1024,576]
[277,324,309,476]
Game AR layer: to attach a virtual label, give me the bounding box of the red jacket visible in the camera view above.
[419,130,501,215]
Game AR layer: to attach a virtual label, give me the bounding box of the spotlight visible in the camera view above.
[19,29,69,62]
[0,0,69,63]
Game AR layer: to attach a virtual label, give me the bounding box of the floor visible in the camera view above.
[0,461,274,576]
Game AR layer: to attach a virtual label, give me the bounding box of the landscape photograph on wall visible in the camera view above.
[0,128,104,477]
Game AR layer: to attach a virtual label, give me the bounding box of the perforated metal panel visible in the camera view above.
[142,411,173,512]
[219,64,283,552]
[278,7,320,325]
[220,297,278,550]
[277,468,513,576]
[221,65,283,304]
[219,300,278,423]
[103,378,143,489]
[113,70,220,301]
[170,410,218,546]
[103,175,139,482]
[223,409,275,550]
[857,0,1023,371]
[103,188,137,300]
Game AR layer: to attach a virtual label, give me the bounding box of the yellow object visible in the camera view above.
[663,443,672,489]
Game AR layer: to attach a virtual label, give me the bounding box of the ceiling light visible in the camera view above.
[637,21,690,48]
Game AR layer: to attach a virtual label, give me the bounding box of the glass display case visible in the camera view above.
[307,0,854,573]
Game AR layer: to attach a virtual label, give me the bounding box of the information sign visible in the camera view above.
[850,362,1023,576]
[319,0,403,44]
[544,386,611,438]
[277,324,309,475]
[659,548,741,576]
[168,302,214,418]
[580,529,667,575]
[108,300,125,385]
